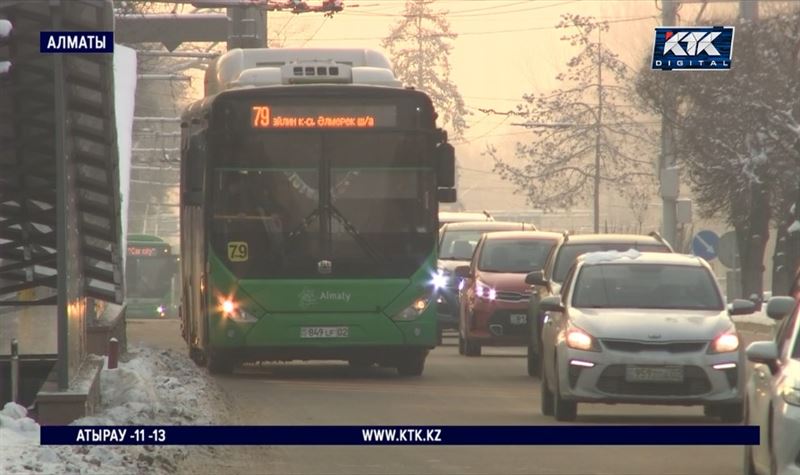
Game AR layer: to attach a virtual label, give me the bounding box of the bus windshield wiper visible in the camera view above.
[287,208,320,240]
[328,203,385,267]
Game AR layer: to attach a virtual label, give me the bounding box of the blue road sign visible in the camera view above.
[692,230,720,261]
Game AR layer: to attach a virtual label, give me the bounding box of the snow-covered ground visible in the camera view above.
[1,346,230,475]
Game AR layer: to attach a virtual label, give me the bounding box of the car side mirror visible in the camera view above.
[454,265,471,279]
[766,296,796,320]
[437,188,457,203]
[746,341,780,375]
[183,134,206,206]
[539,295,564,313]
[525,269,547,286]
[728,298,756,316]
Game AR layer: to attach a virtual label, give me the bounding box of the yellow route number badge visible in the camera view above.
[227,242,249,262]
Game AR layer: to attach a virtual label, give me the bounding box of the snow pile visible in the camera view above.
[788,220,800,234]
[0,61,10,74]
[582,248,641,264]
[1,346,229,475]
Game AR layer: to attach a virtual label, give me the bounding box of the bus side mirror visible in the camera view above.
[183,134,206,206]
[436,143,455,188]
[438,188,457,203]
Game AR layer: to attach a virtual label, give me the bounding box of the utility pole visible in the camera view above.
[659,0,679,247]
[594,27,602,233]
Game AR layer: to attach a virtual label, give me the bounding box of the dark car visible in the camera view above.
[435,221,536,342]
[455,231,561,356]
[524,232,673,377]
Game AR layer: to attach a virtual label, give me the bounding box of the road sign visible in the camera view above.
[692,230,719,261]
[718,231,739,268]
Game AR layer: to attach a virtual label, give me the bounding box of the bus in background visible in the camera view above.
[126,234,178,318]
[180,48,457,375]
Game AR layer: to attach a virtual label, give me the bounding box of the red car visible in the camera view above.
[456,231,561,356]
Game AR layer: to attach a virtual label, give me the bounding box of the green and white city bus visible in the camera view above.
[126,234,178,318]
[180,48,456,375]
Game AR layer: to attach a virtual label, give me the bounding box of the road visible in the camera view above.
[128,319,762,475]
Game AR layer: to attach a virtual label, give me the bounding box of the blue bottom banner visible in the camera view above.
[40,425,760,446]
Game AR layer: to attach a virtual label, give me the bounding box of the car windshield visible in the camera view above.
[552,243,670,283]
[572,263,724,310]
[439,230,484,260]
[478,239,555,273]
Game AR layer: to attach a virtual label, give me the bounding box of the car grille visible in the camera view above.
[596,365,711,396]
[601,340,707,354]
[494,290,529,302]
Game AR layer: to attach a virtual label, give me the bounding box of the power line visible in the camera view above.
[296,15,659,42]
[301,16,329,47]
[343,1,575,18]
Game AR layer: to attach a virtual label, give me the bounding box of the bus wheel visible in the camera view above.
[396,351,426,377]
[207,354,235,375]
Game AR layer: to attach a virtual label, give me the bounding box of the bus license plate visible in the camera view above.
[300,326,349,338]
[510,314,527,325]
[625,366,683,383]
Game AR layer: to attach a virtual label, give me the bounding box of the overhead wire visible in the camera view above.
[295,15,660,42]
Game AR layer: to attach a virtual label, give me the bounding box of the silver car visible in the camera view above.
[539,251,754,422]
[744,296,800,475]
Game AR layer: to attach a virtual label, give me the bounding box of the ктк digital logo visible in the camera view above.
[651,26,734,71]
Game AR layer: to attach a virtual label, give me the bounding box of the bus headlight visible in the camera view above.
[431,271,448,290]
[392,294,432,321]
[220,298,258,323]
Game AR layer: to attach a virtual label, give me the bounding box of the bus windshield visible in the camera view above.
[211,131,436,278]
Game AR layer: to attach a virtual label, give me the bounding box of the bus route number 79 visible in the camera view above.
[227,242,249,262]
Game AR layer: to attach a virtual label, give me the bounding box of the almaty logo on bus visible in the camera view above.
[298,288,352,308]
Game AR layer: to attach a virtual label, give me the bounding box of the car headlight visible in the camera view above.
[219,298,259,323]
[709,331,739,354]
[475,280,496,300]
[780,380,800,406]
[392,293,432,321]
[565,326,600,352]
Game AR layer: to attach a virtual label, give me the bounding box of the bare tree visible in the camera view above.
[486,14,658,232]
[381,0,469,138]
[636,10,800,298]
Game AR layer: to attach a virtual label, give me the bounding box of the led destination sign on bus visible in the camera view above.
[251,104,397,129]
[128,246,162,257]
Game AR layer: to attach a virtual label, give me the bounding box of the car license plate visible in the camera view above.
[510,314,527,325]
[300,326,349,338]
[625,366,683,383]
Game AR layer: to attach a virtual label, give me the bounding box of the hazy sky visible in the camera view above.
[263,0,742,210]
[179,0,746,211]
